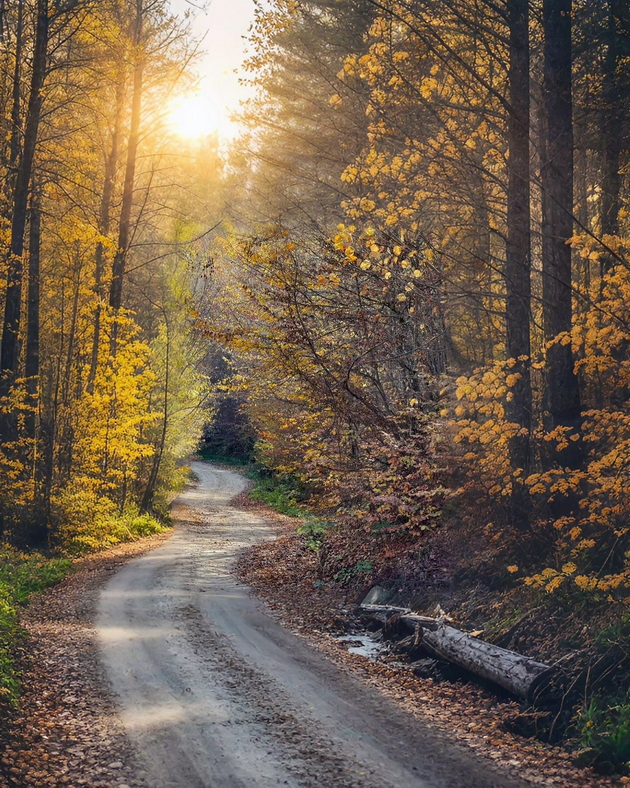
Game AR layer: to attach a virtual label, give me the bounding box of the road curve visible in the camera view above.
[97,462,526,788]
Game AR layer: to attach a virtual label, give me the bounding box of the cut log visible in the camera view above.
[359,605,439,629]
[358,609,389,630]
[358,600,557,703]
[358,604,416,634]
[422,623,555,703]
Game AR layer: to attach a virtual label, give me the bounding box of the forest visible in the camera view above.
[0,0,628,782]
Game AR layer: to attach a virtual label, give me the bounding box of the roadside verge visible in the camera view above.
[0,533,170,788]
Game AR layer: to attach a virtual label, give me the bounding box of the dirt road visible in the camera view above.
[97,462,526,788]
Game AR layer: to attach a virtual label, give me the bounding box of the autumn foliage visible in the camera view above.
[203,0,628,612]
[0,1,216,551]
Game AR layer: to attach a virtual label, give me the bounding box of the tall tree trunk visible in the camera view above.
[6,0,24,194]
[141,315,170,513]
[505,0,532,526]
[0,0,49,435]
[109,0,144,352]
[600,0,629,277]
[541,0,582,473]
[25,183,41,443]
[87,76,125,394]
[57,252,82,483]
[26,182,47,543]
[574,142,590,302]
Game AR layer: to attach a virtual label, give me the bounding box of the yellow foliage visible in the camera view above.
[450,265,629,602]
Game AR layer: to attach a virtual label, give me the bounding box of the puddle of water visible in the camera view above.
[337,633,385,659]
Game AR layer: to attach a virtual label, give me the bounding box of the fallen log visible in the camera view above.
[422,623,556,703]
[358,598,557,703]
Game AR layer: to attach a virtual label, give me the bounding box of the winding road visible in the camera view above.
[97,462,526,788]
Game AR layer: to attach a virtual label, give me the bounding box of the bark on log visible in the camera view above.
[422,623,555,703]
[359,606,440,637]
[359,605,440,630]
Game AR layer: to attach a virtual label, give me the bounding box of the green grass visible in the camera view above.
[0,547,72,705]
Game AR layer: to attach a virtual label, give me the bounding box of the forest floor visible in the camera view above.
[0,461,625,787]
[0,533,172,787]
[236,493,627,788]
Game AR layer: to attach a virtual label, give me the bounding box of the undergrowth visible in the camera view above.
[0,547,72,706]
[249,471,309,518]
[1,497,170,713]
[54,493,167,555]
[244,466,630,776]
[574,690,630,775]
[195,446,254,469]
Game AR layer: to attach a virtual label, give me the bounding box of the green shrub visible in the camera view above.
[334,560,373,585]
[53,487,166,555]
[0,587,20,704]
[249,473,309,517]
[297,519,330,552]
[0,548,71,604]
[594,617,630,651]
[110,507,166,542]
[575,691,630,775]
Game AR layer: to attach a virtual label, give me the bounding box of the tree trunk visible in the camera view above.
[141,314,170,513]
[25,183,41,444]
[541,0,582,473]
[574,143,590,301]
[26,183,48,543]
[6,0,24,196]
[600,0,629,277]
[87,76,125,394]
[57,255,82,482]
[109,0,144,352]
[0,0,49,435]
[505,0,532,526]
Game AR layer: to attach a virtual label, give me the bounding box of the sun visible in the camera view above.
[165,92,227,140]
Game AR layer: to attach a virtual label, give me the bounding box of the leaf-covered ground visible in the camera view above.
[0,488,625,787]
[0,534,171,788]
[235,492,626,788]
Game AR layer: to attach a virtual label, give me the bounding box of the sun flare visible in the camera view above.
[165,93,228,140]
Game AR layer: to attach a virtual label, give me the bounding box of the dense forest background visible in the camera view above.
[0,0,628,772]
[206,0,629,602]
[0,0,220,551]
